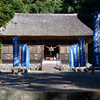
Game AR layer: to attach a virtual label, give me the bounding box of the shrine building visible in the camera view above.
[0,13,93,69]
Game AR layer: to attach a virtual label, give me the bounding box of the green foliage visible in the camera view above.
[0,1,14,27]
[0,0,26,27]
[0,0,100,29]
[61,0,100,29]
[12,0,26,13]
[68,6,74,13]
[28,0,63,13]
[22,0,33,4]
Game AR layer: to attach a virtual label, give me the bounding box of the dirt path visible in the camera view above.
[0,71,100,92]
[28,72,79,91]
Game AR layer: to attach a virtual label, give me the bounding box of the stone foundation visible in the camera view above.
[0,91,99,100]
[0,63,41,71]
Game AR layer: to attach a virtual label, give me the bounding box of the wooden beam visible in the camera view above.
[87,38,93,44]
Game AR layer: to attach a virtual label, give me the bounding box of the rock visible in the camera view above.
[17,72,21,76]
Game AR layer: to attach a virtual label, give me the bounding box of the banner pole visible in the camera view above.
[78,44,81,71]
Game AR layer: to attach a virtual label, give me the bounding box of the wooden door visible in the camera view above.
[60,45,72,64]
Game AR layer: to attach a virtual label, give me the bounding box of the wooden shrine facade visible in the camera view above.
[0,36,93,64]
[0,13,93,65]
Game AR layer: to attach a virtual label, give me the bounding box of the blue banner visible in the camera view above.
[72,44,79,67]
[26,48,30,67]
[21,44,27,66]
[12,37,20,67]
[69,48,74,67]
[93,12,100,67]
[78,36,86,67]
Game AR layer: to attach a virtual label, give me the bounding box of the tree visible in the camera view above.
[0,1,14,28]
[78,0,100,29]
[61,0,100,30]
[0,0,27,27]
[27,0,63,13]
[12,0,26,13]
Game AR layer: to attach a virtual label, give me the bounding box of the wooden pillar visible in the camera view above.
[59,45,61,60]
[42,45,44,60]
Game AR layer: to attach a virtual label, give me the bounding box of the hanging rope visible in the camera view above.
[44,45,49,49]
[43,45,60,49]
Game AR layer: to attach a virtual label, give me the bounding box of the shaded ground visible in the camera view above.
[60,72,100,89]
[0,71,100,92]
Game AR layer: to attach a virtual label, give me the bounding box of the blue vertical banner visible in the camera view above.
[26,48,30,67]
[21,44,27,66]
[12,37,20,67]
[78,36,86,67]
[93,12,100,67]
[69,48,74,67]
[72,44,79,67]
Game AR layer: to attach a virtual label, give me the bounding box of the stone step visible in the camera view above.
[42,60,61,72]
[42,64,60,72]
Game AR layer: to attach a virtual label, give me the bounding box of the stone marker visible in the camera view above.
[17,72,21,76]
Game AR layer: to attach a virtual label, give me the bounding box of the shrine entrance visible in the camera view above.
[44,45,60,60]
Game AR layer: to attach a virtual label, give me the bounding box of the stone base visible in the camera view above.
[17,72,21,76]
[0,91,99,100]
[0,63,41,71]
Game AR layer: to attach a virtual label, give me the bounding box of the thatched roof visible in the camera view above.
[0,13,93,36]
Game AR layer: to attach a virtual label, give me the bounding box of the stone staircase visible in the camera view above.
[42,60,61,72]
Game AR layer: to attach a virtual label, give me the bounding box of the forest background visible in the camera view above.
[0,0,100,63]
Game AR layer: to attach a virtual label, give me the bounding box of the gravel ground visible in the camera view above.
[0,70,100,92]
[60,71,100,89]
[0,71,42,91]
